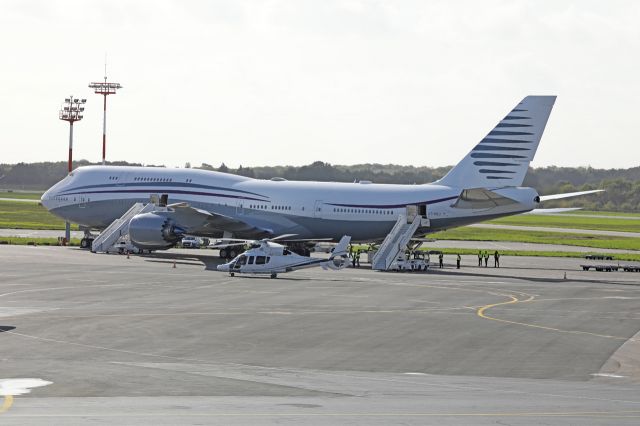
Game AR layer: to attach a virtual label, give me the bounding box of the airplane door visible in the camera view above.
[313,200,324,218]
[236,201,244,215]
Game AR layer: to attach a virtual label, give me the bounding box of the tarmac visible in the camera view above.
[1,245,639,425]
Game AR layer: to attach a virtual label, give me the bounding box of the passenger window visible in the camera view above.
[256,256,266,265]
[266,257,270,263]
[248,256,254,265]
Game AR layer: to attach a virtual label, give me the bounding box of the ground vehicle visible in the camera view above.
[181,236,201,249]
[390,251,429,272]
[105,240,144,254]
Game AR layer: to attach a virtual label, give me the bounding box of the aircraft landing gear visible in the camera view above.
[80,230,96,250]
[230,272,235,277]
[270,273,277,279]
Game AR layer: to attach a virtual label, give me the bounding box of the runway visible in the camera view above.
[0,246,639,425]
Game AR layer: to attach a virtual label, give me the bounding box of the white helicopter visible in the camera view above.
[216,235,351,278]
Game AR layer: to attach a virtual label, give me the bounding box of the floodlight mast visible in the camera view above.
[59,95,86,242]
[88,76,122,165]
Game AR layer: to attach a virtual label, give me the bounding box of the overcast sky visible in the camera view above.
[1,0,638,169]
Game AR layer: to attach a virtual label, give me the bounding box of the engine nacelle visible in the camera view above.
[129,212,185,250]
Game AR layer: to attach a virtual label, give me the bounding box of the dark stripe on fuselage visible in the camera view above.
[502,116,531,120]
[327,195,459,209]
[60,188,269,202]
[59,181,267,199]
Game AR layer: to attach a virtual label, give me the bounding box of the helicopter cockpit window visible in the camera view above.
[256,256,266,265]
[234,255,248,269]
[283,249,292,255]
[248,256,255,265]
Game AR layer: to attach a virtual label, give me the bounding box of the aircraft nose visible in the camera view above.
[216,264,227,272]
[40,188,53,210]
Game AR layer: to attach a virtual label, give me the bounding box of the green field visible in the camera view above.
[487,213,640,233]
[0,199,72,230]
[429,227,640,251]
[566,210,640,218]
[0,237,81,246]
[0,191,43,200]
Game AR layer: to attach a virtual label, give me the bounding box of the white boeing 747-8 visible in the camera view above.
[41,96,600,251]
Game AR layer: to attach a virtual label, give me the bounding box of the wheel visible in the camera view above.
[228,249,237,259]
[270,273,277,279]
[219,248,228,259]
[230,272,235,277]
[80,238,89,249]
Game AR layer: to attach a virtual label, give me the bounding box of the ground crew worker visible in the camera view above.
[438,253,444,268]
[484,251,489,267]
[456,253,461,269]
[494,250,500,268]
[355,250,361,268]
[478,250,482,267]
[352,250,357,268]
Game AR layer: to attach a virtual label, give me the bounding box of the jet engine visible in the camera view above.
[129,212,185,250]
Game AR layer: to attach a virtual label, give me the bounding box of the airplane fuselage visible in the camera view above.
[41,165,538,242]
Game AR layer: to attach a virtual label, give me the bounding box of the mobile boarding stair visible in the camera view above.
[91,202,156,253]
[371,205,430,271]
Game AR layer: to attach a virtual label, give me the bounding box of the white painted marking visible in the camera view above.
[404,372,427,376]
[0,378,52,396]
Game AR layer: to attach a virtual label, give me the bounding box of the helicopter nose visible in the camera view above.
[216,264,227,272]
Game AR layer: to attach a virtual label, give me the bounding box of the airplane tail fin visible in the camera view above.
[436,96,556,189]
[329,235,351,259]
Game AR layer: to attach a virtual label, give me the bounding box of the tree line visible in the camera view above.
[1,160,638,212]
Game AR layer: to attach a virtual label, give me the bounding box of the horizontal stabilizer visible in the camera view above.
[526,208,582,215]
[451,188,518,210]
[538,189,603,202]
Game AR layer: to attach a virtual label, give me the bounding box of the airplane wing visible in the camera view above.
[167,203,272,238]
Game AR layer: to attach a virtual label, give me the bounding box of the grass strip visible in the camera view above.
[0,199,74,230]
[428,227,640,251]
[0,237,81,246]
[0,191,43,200]
[486,214,640,233]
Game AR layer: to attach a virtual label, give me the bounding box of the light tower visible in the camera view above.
[89,74,121,165]
[59,95,86,242]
